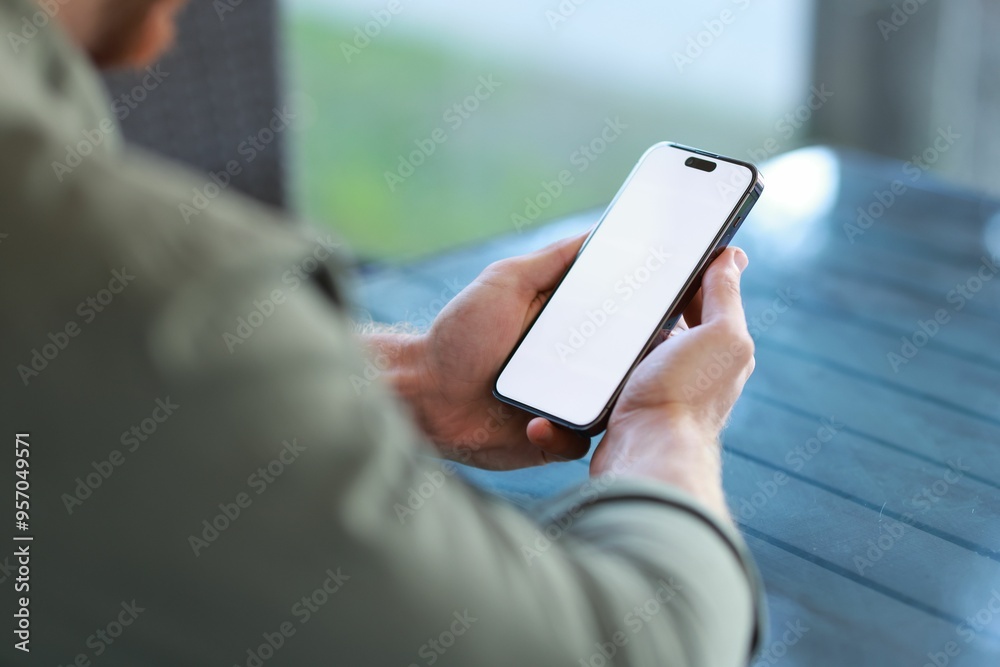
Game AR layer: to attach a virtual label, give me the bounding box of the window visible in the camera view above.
[284,0,813,261]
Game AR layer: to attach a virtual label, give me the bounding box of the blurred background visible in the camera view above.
[282,0,812,260]
[93,6,1000,663]
[104,0,1000,261]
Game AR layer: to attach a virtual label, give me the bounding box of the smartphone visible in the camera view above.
[493,142,763,436]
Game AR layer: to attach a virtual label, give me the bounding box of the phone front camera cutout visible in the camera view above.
[685,156,717,173]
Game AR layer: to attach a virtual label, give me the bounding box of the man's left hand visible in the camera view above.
[363,232,593,470]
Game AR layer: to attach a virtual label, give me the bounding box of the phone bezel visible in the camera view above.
[492,142,764,436]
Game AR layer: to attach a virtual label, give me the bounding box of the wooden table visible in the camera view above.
[356,146,1000,666]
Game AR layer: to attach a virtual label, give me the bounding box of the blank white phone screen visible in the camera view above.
[496,144,753,428]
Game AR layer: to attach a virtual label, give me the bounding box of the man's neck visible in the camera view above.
[45,0,107,54]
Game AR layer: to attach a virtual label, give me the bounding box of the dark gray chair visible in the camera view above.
[810,0,1000,194]
[102,0,287,209]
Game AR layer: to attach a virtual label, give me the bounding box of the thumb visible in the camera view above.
[700,247,749,328]
[510,229,591,293]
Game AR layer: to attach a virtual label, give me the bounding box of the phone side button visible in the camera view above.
[721,217,744,246]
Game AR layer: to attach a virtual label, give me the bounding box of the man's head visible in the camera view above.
[49,0,188,68]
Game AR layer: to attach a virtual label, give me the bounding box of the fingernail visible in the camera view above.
[531,420,553,445]
[732,248,749,274]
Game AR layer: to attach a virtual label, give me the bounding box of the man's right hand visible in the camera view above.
[586,247,755,521]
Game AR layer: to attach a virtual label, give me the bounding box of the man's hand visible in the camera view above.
[591,247,755,521]
[364,232,594,470]
[364,233,755,499]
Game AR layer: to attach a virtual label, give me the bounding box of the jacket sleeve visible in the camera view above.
[8,147,765,667]
[113,182,767,666]
[0,17,764,659]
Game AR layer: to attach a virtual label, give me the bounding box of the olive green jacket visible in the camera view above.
[0,0,763,664]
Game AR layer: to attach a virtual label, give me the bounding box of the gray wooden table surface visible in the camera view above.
[354,146,1000,666]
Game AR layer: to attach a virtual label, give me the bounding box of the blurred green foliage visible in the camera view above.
[285,16,757,261]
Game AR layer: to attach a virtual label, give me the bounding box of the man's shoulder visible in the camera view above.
[0,144,356,404]
[5,145,336,300]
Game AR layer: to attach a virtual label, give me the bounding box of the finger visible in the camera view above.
[667,314,689,339]
[652,315,688,346]
[683,288,704,328]
[511,229,592,294]
[700,247,749,328]
[526,418,591,462]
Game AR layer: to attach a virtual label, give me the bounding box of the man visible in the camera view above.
[0,0,763,665]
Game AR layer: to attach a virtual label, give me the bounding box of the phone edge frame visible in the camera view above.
[492,141,765,437]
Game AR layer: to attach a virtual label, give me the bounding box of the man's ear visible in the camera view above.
[94,0,185,69]
[119,1,180,68]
